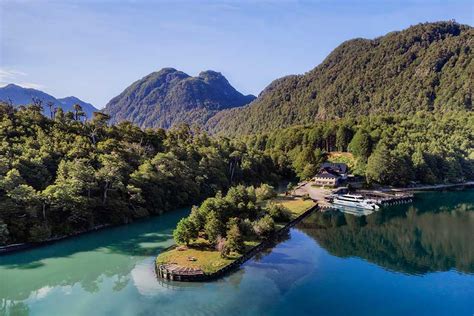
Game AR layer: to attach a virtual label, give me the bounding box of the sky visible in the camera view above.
[0,0,472,108]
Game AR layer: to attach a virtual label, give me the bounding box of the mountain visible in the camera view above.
[57,96,97,118]
[103,68,256,129]
[0,84,98,118]
[206,21,473,136]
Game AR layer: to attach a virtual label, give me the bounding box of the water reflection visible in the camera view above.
[0,191,473,315]
[298,190,474,275]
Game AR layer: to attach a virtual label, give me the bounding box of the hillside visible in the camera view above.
[206,21,473,135]
[103,68,255,129]
[0,84,97,118]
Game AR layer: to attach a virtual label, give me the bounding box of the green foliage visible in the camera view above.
[241,111,473,185]
[266,203,291,223]
[224,219,244,254]
[0,103,284,245]
[252,215,276,238]
[255,183,276,202]
[208,22,473,136]
[204,211,223,245]
[173,218,197,245]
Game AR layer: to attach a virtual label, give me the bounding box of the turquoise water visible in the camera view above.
[1,190,473,315]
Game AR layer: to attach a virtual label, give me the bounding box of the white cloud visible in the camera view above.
[0,67,45,90]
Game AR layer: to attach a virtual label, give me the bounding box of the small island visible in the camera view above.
[156,184,316,281]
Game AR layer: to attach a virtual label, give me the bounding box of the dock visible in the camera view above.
[356,190,414,206]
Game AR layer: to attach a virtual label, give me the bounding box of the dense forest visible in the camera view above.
[241,111,474,185]
[207,21,473,136]
[0,103,288,246]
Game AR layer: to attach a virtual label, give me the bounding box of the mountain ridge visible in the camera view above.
[205,21,473,136]
[0,84,98,118]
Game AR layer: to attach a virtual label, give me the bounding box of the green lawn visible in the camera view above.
[273,196,316,219]
[156,239,260,274]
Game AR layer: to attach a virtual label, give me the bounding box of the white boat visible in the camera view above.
[332,194,380,210]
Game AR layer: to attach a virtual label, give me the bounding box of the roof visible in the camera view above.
[320,162,348,174]
[315,169,340,179]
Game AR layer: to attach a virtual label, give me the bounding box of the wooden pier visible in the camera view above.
[356,190,414,206]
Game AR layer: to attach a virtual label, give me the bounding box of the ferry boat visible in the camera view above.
[332,194,380,210]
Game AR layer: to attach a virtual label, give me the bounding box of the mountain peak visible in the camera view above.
[104,68,254,129]
[0,84,98,118]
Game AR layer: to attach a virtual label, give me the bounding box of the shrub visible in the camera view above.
[255,184,276,202]
[252,215,275,238]
[266,203,291,222]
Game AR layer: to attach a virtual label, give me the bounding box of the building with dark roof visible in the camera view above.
[312,163,349,187]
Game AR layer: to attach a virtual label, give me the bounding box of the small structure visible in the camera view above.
[312,163,349,187]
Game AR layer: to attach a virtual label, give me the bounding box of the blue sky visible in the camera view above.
[0,0,472,108]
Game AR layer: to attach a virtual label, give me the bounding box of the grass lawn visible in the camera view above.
[273,196,316,219]
[156,238,260,274]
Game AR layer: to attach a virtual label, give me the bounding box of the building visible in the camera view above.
[312,163,349,187]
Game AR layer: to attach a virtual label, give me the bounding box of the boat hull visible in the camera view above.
[332,200,378,210]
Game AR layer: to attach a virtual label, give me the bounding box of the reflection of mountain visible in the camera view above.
[298,190,474,275]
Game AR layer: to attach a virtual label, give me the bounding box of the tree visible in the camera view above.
[96,153,127,205]
[204,211,223,244]
[73,103,84,121]
[366,143,412,186]
[252,215,275,238]
[348,129,372,160]
[224,219,244,254]
[336,124,353,152]
[173,218,196,245]
[255,183,276,202]
[266,203,290,222]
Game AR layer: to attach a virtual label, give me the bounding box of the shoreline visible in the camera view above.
[381,181,474,192]
[155,204,318,282]
[2,181,472,256]
[0,224,113,255]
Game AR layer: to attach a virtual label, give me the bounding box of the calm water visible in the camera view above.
[1,190,473,316]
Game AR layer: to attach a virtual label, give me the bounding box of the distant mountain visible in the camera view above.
[206,21,473,136]
[0,84,98,118]
[103,68,256,129]
[57,96,97,118]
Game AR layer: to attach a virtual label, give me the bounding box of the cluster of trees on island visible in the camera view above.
[173,184,291,257]
[242,111,473,185]
[0,103,289,245]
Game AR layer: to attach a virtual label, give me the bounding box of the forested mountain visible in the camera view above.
[206,21,473,135]
[0,103,286,245]
[0,84,97,118]
[103,68,255,129]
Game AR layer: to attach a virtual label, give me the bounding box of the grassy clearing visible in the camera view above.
[327,151,355,169]
[273,196,316,219]
[156,239,260,274]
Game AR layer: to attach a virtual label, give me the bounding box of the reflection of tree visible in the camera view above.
[252,230,291,262]
[0,210,187,301]
[298,191,474,275]
[0,299,30,316]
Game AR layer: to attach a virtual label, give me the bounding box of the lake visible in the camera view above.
[1,190,473,316]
